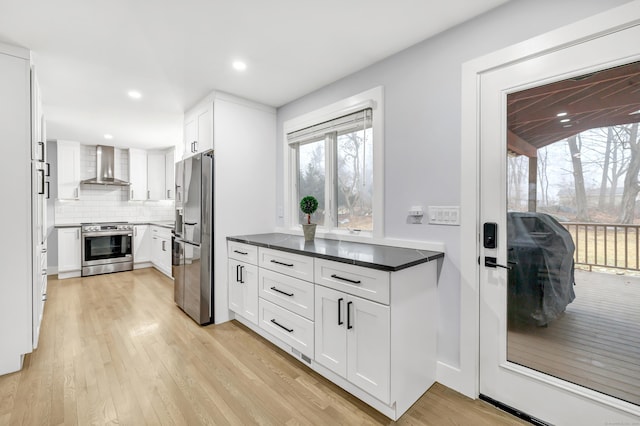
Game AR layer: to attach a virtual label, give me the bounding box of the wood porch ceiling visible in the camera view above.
[507,60,640,156]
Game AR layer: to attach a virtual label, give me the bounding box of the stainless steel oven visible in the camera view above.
[81,223,133,276]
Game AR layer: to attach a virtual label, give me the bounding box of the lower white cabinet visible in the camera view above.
[151,226,171,277]
[259,298,314,356]
[228,259,258,324]
[133,225,151,267]
[314,284,390,403]
[58,227,81,279]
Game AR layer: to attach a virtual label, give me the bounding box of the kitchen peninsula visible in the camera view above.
[227,233,443,420]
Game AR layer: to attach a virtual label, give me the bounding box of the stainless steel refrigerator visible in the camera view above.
[172,151,214,325]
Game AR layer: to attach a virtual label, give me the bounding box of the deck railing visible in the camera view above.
[561,222,640,271]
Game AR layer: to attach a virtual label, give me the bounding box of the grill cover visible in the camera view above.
[507,212,576,325]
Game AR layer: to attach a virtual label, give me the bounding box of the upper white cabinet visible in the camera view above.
[31,65,45,163]
[165,149,175,200]
[129,148,148,200]
[147,151,165,200]
[183,99,213,159]
[57,140,81,200]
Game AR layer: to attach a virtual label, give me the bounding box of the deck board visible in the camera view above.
[508,269,640,406]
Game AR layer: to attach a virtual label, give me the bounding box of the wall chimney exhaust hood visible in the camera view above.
[80,145,130,186]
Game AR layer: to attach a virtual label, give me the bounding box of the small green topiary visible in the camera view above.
[299,196,319,225]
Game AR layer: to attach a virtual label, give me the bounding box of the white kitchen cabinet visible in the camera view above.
[147,151,165,200]
[228,259,259,325]
[133,225,151,267]
[57,140,81,200]
[129,148,147,200]
[151,225,171,277]
[58,227,81,279]
[314,285,390,402]
[183,99,213,159]
[165,149,175,200]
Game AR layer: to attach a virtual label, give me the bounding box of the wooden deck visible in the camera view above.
[508,269,640,406]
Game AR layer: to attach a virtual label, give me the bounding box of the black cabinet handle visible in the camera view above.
[271,259,294,267]
[45,181,50,199]
[270,319,293,333]
[347,301,353,329]
[338,298,344,325]
[331,274,361,284]
[184,222,197,226]
[45,162,50,177]
[38,169,45,194]
[240,265,245,283]
[37,141,45,162]
[270,286,293,297]
[236,264,240,282]
[234,250,248,255]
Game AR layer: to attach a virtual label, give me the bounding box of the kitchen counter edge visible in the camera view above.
[227,233,444,272]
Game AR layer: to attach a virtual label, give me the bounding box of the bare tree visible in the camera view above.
[618,123,640,223]
[598,127,614,209]
[567,134,590,221]
[538,146,550,206]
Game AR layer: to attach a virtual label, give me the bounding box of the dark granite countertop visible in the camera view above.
[227,233,444,272]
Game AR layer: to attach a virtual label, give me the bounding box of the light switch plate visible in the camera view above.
[428,206,460,226]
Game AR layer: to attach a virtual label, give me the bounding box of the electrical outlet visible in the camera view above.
[428,206,460,225]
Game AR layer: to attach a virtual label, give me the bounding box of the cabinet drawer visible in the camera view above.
[259,269,314,320]
[151,225,172,239]
[259,248,313,282]
[228,241,258,264]
[314,259,390,305]
[259,298,314,358]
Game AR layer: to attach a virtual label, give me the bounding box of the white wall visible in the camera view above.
[275,0,633,388]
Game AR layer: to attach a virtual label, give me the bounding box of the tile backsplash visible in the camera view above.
[55,145,174,224]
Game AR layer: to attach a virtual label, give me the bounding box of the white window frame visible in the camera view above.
[283,86,384,240]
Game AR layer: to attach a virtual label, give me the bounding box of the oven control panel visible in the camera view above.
[82,223,133,232]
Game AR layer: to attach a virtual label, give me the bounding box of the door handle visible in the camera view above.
[484,256,512,270]
[236,264,240,282]
[45,181,50,199]
[162,240,166,251]
[347,301,353,329]
[338,298,344,325]
[37,141,45,162]
[38,169,45,194]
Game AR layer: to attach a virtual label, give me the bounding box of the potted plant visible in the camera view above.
[300,195,319,241]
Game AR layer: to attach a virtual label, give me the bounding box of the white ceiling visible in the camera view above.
[0,0,509,149]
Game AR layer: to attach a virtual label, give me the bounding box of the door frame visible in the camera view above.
[459,0,640,400]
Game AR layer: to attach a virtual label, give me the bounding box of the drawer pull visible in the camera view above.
[347,301,353,329]
[270,286,294,297]
[331,274,361,284]
[233,250,248,255]
[338,298,344,325]
[271,259,294,267]
[270,318,293,333]
[236,264,245,283]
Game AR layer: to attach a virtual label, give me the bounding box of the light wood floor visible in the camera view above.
[508,269,640,406]
[0,269,526,425]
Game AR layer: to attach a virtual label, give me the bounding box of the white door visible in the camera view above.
[346,295,390,403]
[479,18,640,425]
[314,285,347,377]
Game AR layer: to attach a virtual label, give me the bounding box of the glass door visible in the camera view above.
[479,21,640,424]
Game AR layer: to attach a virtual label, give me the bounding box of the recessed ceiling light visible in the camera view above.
[104,134,113,140]
[563,124,573,128]
[127,90,142,99]
[560,118,570,123]
[232,61,247,72]
[557,112,568,117]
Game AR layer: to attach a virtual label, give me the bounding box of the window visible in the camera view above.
[284,87,383,237]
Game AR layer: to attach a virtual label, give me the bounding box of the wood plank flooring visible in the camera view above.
[0,268,526,425]
[508,269,640,406]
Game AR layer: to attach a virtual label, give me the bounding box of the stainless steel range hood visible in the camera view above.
[80,145,130,186]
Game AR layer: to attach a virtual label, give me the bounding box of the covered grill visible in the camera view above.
[507,212,576,326]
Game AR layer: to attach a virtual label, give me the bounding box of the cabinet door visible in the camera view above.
[314,285,347,378]
[57,141,80,200]
[347,295,390,403]
[133,225,151,264]
[228,260,258,324]
[159,237,171,274]
[129,148,148,200]
[183,114,196,159]
[147,152,165,200]
[165,149,175,200]
[196,104,213,153]
[58,227,81,272]
[151,235,162,267]
[31,66,45,163]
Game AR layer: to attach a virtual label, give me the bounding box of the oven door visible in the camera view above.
[82,231,133,267]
